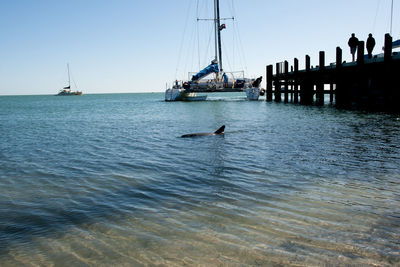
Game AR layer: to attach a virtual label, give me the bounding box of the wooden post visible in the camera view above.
[301,55,312,105]
[319,51,325,68]
[294,58,299,103]
[266,65,273,101]
[335,47,343,107]
[384,33,393,62]
[316,51,325,105]
[330,83,334,103]
[336,47,342,68]
[290,74,294,102]
[284,61,289,103]
[384,33,393,108]
[356,41,365,105]
[357,41,364,65]
[275,62,281,102]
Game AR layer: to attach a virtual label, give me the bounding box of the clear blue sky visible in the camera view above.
[0,0,396,95]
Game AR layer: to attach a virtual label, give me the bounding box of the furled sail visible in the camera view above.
[393,39,400,48]
[191,62,219,81]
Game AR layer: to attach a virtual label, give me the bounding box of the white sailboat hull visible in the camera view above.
[165,88,186,101]
[165,89,207,101]
[184,93,207,101]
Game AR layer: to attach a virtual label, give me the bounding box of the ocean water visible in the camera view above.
[0,93,399,266]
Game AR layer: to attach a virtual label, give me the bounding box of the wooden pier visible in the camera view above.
[266,34,400,111]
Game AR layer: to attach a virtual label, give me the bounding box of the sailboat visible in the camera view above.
[56,64,83,96]
[165,0,261,101]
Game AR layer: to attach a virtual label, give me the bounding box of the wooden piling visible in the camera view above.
[336,46,342,68]
[330,83,334,103]
[316,51,325,105]
[335,47,344,107]
[356,41,365,104]
[357,41,364,65]
[301,55,313,105]
[384,33,392,62]
[384,34,393,107]
[266,65,273,101]
[275,63,281,102]
[294,58,299,104]
[284,61,289,103]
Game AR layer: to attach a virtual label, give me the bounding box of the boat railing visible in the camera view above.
[187,70,245,81]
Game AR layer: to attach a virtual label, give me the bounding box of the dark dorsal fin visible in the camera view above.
[214,125,225,134]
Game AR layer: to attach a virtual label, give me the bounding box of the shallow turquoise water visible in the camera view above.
[0,93,399,266]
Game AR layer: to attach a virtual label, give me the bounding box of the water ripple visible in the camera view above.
[0,94,399,265]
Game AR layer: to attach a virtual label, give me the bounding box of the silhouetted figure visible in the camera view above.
[366,33,376,59]
[348,33,359,62]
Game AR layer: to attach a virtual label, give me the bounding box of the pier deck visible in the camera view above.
[266,33,400,111]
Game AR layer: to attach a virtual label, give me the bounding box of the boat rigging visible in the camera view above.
[165,0,263,101]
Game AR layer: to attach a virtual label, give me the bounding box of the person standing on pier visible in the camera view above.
[348,33,359,61]
[366,33,376,59]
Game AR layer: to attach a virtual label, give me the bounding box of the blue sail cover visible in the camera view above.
[191,63,219,81]
[393,39,400,48]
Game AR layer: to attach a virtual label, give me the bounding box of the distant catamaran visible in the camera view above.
[57,64,82,96]
[165,0,262,101]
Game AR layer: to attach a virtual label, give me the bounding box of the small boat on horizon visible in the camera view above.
[56,64,83,96]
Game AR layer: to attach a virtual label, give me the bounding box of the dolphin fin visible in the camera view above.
[214,125,225,134]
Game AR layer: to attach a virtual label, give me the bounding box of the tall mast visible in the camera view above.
[214,0,218,64]
[390,0,394,36]
[67,63,71,88]
[215,0,223,72]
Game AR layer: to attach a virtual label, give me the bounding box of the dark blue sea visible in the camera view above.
[0,93,399,266]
